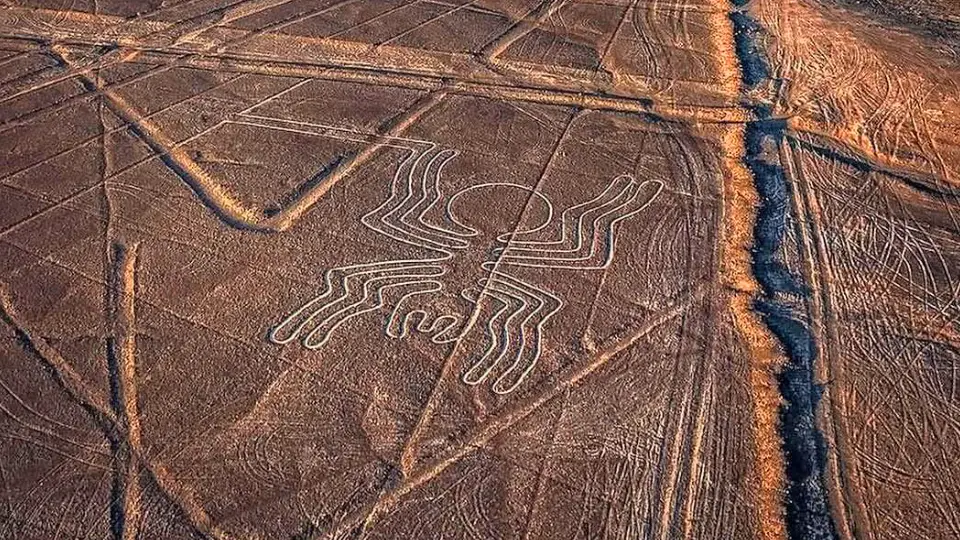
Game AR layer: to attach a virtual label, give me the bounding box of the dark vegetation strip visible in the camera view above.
[729,2,838,538]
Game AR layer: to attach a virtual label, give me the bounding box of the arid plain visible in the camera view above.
[0,1,958,539]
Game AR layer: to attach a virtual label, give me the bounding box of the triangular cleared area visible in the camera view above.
[39,50,432,231]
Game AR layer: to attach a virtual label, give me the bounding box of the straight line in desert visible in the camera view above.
[0,0,217,105]
[187,44,731,119]
[266,90,448,231]
[377,0,493,47]
[788,128,960,198]
[106,241,143,540]
[651,312,707,540]
[0,50,32,69]
[320,291,699,540]
[0,70,247,177]
[0,115,234,239]
[132,0,256,43]
[0,0,357,99]
[51,43,449,233]
[21,33,658,114]
[395,107,582,477]
[145,0,296,46]
[0,285,231,540]
[0,23,744,124]
[680,367,715,537]
[0,0,353,108]
[15,0,300,46]
[780,139,865,540]
[479,0,568,60]
[636,129,719,540]
[518,392,567,540]
[196,47,741,122]
[595,0,636,79]
[672,132,725,540]
[138,48,684,118]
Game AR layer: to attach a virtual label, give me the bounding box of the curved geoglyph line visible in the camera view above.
[385,279,466,345]
[299,273,446,350]
[269,138,662,394]
[361,147,470,250]
[461,289,515,385]
[495,174,640,251]
[496,176,665,269]
[462,269,563,394]
[386,297,465,345]
[269,262,449,348]
[443,182,555,238]
[398,149,466,244]
[270,140,471,350]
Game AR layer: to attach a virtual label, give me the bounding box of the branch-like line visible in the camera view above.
[270,264,448,349]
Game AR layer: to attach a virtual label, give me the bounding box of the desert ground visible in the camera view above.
[0,1,958,539]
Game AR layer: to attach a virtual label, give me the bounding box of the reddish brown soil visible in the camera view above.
[0,1,958,539]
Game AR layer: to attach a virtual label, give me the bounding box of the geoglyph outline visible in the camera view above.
[254,115,664,394]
